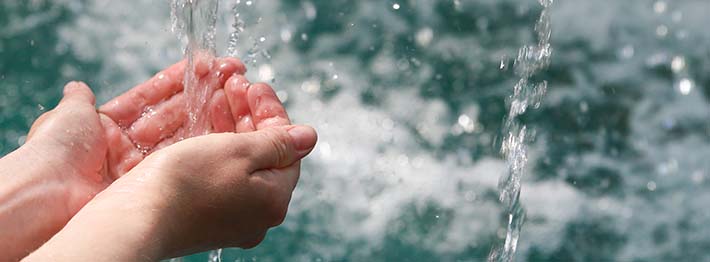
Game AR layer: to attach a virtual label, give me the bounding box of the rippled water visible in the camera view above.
[1,0,710,261]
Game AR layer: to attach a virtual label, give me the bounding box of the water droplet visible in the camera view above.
[276,90,289,103]
[671,56,685,73]
[656,25,669,37]
[280,28,292,43]
[653,1,667,14]
[303,1,317,20]
[678,78,693,95]
[17,136,27,146]
[647,181,657,191]
[258,64,275,82]
[415,27,434,47]
[301,79,321,93]
[619,45,635,59]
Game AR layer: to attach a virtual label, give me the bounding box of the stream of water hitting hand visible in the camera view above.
[171,0,220,139]
[488,0,553,261]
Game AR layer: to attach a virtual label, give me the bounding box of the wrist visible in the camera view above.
[25,173,172,261]
[0,147,77,260]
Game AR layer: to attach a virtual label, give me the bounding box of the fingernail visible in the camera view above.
[287,126,317,153]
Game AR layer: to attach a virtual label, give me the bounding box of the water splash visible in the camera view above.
[226,2,245,58]
[171,0,219,138]
[488,1,553,261]
[208,249,223,262]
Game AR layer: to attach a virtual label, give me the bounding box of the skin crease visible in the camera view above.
[23,72,318,261]
[0,57,252,261]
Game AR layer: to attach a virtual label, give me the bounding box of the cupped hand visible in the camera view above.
[25,77,318,261]
[9,57,244,260]
[25,57,244,212]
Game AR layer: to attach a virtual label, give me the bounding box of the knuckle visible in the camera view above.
[262,128,291,165]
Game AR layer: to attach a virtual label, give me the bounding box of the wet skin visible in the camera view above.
[0,57,309,260]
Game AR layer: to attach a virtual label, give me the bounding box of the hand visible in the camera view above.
[0,57,244,260]
[25,77,318,261]
[99,56,246,178]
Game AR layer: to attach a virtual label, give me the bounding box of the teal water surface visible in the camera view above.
[2,0,710,261]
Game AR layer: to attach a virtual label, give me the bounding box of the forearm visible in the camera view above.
[23,172,171,261]
[0,147,74,260]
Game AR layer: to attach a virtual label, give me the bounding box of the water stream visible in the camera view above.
[489,1,553,261]
[171,0,220,138]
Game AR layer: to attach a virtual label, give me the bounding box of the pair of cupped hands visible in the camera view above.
[1,57,317,261]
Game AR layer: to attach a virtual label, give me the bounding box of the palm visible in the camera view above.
[99,58,246,179]
[100,56,293,179]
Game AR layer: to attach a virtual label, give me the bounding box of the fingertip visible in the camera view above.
[61,81,96,105]
[219,57,247,75]
[286,125,318,157]
[248,82,290,129]
[226,74,250,93]
[225,75,255,132]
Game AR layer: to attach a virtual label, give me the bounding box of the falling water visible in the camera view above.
[488,1,553,261]
[171,0,219,138]
[171,0,225,260]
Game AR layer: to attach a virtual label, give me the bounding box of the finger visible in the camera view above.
[209,89,236,133]
[225,75,256,132]
[99,60,187,127]
[247,83,291,130]
[149,135,179,154]
[241,125,317,171]
[60,81,96,106]
[215,57,246,84]
[101,114,143,179]
[127,93,186,151]
[193,50,214,78]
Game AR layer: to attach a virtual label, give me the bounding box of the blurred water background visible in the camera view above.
[2,0,710,261]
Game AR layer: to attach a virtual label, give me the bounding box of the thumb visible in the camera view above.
[240,125,317,171]
[59,81,96,106]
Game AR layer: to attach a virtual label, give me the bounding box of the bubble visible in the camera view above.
[392,3,400,10]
